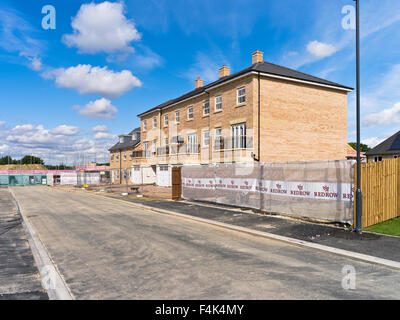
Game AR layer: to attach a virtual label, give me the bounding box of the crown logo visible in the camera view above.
[276,184,281,189]
[323,185,329,192]
[298,185,303,190]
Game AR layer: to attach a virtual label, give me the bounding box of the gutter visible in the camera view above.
[137,71,353,118]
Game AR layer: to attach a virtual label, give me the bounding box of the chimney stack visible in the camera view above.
[219,65,230,78]
[252,49,263,64]
[195,77,203,89]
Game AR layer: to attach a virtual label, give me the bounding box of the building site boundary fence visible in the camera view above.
[355,157,400,228]
[182,160,355,224]
[0,170,109,187]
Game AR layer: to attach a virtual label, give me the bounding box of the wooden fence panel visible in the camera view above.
[355,158,400,228]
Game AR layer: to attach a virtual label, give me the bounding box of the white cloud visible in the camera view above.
[362,137,385,148]
[0,123,115,163]
[63,1,141,54]
[0,121,5,127]
[50,125,80,136]
[92,125,109,133]
[0,8,44,71]
[363,103,400,127]
[44,64,141,98]
[93,132,117,140]
[306,41,337,58]
[184,52,229,83]
[75,98,117,119]
[0,144,9,152]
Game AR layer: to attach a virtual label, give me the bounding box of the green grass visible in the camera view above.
[366,217,400,237]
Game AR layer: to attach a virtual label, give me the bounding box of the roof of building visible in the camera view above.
[365,130,400,156]
[108,127,141,151]
[138,60,353,117]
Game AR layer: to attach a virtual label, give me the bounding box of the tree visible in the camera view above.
[349,142,371,152]
[20,155,44,165]
[0,156,14,165]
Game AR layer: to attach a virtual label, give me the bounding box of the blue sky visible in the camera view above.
[0,0,399,164]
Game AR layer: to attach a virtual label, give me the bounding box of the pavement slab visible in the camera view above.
[0,187,47,300]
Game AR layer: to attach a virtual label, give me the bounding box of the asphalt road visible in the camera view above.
[11,186,400,299]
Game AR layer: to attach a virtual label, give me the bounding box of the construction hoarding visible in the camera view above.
[182,160,355,224]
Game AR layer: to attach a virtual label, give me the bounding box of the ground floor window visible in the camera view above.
[232,122,246,149]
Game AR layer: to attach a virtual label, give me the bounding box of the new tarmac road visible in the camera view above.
[10,186,400,299]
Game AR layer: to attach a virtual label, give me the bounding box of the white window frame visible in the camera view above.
[164,114,168,127]
[143,120,147,131]
[203,100,210,115]
[124,151,127,160]
[143,142,149,158]
[164,137,168,146]
[187,133,198,154]
[188,106,194,120]
[237,87,246,105]
[232,122,247,149]
[153,116,157,128]
[153,139,157,154]
[203,130,210,147]
[215,95,222,111]
[175,111,180,123]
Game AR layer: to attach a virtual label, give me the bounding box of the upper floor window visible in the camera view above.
[215,95,222,111]
[164,114,168,127]
[188,106,194,120]
[237,87,246,104]
[119,136,124,143]
[164,138,168,145]
[124,152,127,160]
[374,156,382,162]
[203,100,210,115]
[143,120,147,131]
[153,116,157,128]
[175,111,180,123]
[111,154,114,161]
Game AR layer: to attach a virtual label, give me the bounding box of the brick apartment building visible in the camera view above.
[109,50,353,186]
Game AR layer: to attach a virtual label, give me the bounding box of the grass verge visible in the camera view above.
[366,218,400,237]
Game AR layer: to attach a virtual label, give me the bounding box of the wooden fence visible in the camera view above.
[354,157,400,228]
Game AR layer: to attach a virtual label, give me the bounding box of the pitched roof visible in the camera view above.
[108,127,141,151]
[138,61,353,117]
[365,130,400,156]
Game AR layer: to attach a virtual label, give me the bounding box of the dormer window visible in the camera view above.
[132,133,137,140]
[119,136,124,143]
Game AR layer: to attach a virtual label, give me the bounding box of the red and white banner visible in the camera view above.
[182,177,354,201]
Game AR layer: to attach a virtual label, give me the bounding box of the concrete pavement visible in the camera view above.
[10,186,400,299]
[0,187,47,300]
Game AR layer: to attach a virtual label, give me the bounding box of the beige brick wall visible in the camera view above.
[367,154,400,163]
[140,75,255,165]
[257,76,348,162]
[109,143,142,184]
[111,72,349,169]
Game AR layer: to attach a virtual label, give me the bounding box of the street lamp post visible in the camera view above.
[354,0,362,233]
